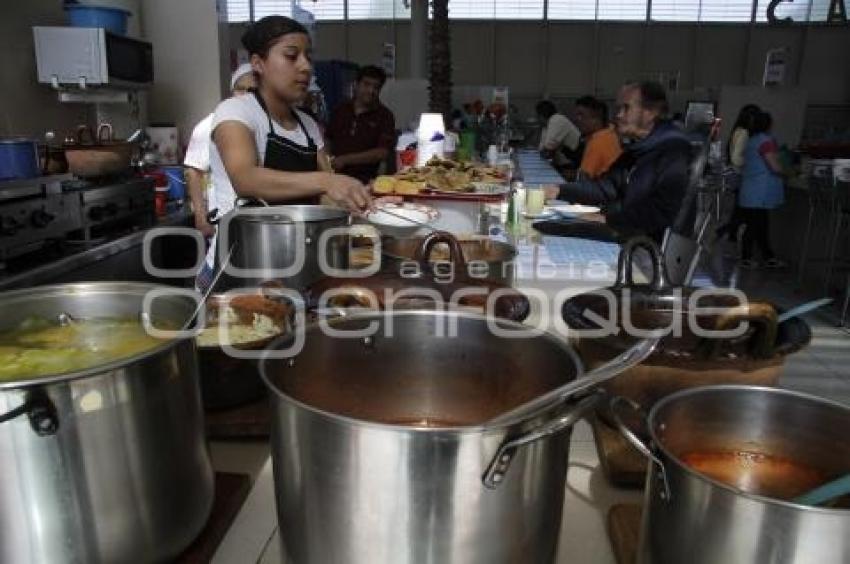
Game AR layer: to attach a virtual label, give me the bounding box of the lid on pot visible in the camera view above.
[232,205,349,224]
[0,282,195,389]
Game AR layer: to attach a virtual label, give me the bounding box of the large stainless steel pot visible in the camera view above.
[218,203,350,291]
[613,385,850,564]
[260,310,602,564]
[0,282,214,564]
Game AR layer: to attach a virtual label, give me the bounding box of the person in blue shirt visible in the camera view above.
[738,111,786,269]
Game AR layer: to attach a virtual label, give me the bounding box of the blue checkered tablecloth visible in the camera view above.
[515,149,565,185]
[541,236,621,265]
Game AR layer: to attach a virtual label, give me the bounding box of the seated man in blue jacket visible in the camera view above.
[544,81,691,242]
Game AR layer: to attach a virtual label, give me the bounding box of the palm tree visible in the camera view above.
[429,0,452,124]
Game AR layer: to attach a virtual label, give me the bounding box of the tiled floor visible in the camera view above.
[702,247,850,406]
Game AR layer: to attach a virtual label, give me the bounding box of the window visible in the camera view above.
[227,0,345,21]
[597,0,648,20]
[547,0,598,20]
[495,0,545,19]
[302,0,346,20]
[222,0,838,22]
[347,0,410,19]
[698,0,755,22]
[227,0,252,22]
[651,0,754,21]
[651,0,700,21]
[447,0,496,18]
[253,0,292,18]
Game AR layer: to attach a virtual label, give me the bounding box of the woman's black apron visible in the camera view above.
[197,92,322,292]
[252,90,320,204]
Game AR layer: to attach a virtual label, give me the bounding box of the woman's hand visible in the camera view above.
[324,174,372,213]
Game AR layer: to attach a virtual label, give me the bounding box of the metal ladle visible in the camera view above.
[487,337,659,427]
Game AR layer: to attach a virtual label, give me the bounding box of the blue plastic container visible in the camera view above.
[0,139,40,181]
[65,5,131,35]
[162,165,186,201]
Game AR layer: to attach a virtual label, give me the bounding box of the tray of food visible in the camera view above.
[373,156,510,198]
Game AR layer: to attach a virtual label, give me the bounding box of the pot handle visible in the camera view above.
[482,392,601,489]
[616,236,668,291]
[0,390,59,437]
[698,302,778,360]
[76,124,95,145]
[97,123,114,143]
[234,197,270,208]
[414,231,466,269]
[610,395,671,501]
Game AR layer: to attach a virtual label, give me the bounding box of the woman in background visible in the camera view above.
[738,110,786,269]
[715,104,760,248]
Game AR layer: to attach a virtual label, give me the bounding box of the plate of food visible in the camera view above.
[364,201,439,238]
[373,156,509,196]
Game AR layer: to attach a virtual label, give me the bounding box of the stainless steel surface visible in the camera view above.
[0,282,214,563]
[72,176,156,234]
[261,310,586,564]
[487,337,658,427]
[632,385,850,564]
[0,175,154,262]
[222,204,350,291]
[0,210,189,291]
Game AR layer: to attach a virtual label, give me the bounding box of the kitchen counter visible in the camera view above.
[212,219,645,564]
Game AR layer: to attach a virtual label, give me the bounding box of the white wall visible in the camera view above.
[0,1,93,138]
[142,0,225,146]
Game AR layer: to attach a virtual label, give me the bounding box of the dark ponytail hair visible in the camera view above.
[241,16,309,58]
[726,103,760,164]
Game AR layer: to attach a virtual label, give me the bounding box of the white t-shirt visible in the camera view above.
[184,113,214,172]
[205,95,324,268]
[539,113,581,155]
[209,94,324,220]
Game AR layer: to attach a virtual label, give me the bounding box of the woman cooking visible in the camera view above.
[200,16,371,290]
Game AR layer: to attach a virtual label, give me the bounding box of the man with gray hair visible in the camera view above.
[545,81,691,241]
[184,64,257,237]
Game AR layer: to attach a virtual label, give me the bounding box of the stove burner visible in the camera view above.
[0,174,155,262]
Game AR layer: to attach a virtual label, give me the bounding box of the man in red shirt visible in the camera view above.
[326,65,396,183]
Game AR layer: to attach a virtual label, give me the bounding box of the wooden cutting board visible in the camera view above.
[607,504,643,564]
[590,413,648,488]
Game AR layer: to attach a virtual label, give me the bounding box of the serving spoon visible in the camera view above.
[793,473,850,507]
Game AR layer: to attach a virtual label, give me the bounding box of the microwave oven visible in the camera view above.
[33,26,153,88]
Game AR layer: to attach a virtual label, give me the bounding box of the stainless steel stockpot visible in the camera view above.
[614,385,850,564]
[220,204,350,291]
[261,309,604,564]
[0,282,214,564]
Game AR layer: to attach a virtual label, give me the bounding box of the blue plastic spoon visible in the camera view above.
[793,474,850,507]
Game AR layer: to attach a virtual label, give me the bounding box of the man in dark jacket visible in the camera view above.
[545,81,691,241]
